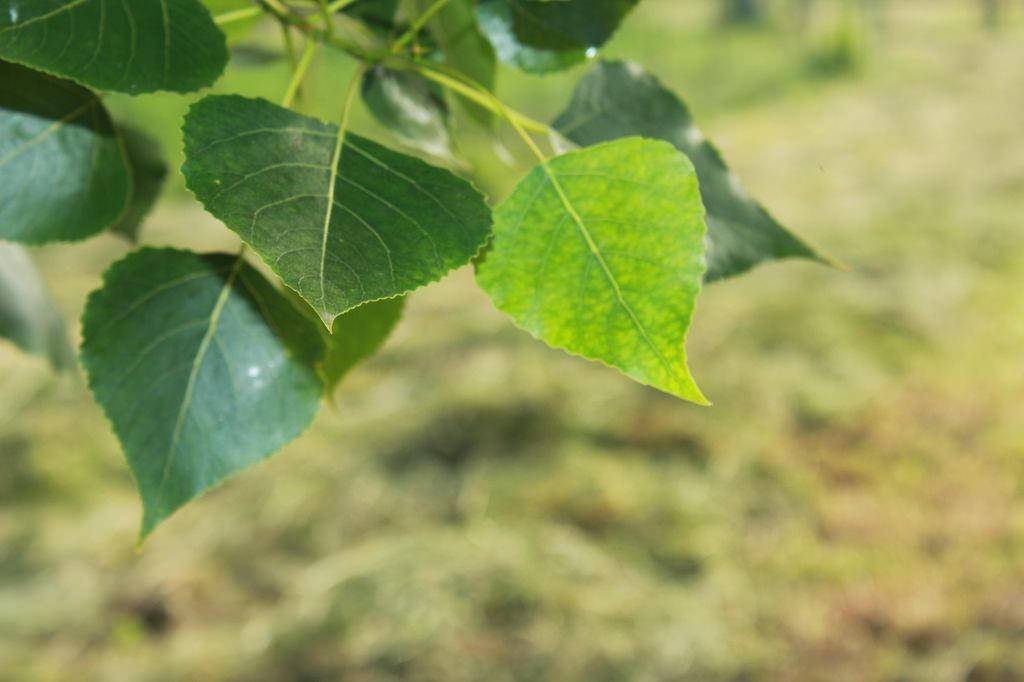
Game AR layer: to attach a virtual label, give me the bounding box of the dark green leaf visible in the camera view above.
[413,0,496,124]
[182,95,492,328]
[0,0,228,94]
[111,125,168,242]
[343,0,400,27]
[321,296,404,393]
[476,0,638,73]
[554,60,827,282]
[0,244,74,370]
[81,248,324,538]
[361,66,454,161]
[476,138,709,404]
[0,61,129,244]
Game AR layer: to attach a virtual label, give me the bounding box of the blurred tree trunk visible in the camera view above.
[721,0,764,25]
[981,0,1002,29]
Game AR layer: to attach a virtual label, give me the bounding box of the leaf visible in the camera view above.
[81,248,324,538]
[0,61,130,244]
[321,296,404,393]
[475,138,709,404]
[476,0,639,74]
[553,60,828,282]
[181,95,492,328]
[361,65,454,161]
[412,0,496,124]
[0,244,74,370]
[343,0,400,29]
[111,125,168,242]
[0,0,228,94]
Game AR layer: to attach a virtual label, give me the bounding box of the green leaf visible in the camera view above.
[0,0,228,94]
[553,60,827,282]
[81,248,324,538]
[0,61,130,244]
[476,0,638,74]
[343,0,400,31]
[475,138,709,404]
[181,95,492,328]
[413,0,496,124]
[111,125,168,242]
[361,66,454,161]
[321,296,404,393]
[0,244,74,370]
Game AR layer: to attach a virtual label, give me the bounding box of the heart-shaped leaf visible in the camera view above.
[476,0,639,73]
[476,138,709,404]
[81,248,324,538]
[0,244,74,370]
[182,95,492,328]
[0,0,228,94]
[554,60,828,282]
[0,61,129,244]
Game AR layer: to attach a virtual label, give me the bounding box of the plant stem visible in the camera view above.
[405,59,550,135]
[260,0,375,60]
[390,0,454,53]
[325,0,359,12]
[282,38,319,109]
[317,0,334,36]
[213,5,262,25]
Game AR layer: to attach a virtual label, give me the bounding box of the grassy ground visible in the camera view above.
[2,1,1024,680]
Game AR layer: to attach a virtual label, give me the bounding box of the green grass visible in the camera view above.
[2,1,1024,680]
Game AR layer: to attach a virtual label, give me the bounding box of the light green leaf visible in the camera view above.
[181,95,492,328]
[413,0,496,124]
[476,138,709,404]
[0,244,74,370]
[0,0,228,94]
[321,296,404,393]
[476,0,638,74]
[0,61,130,244]
[554,60,828,282]
[81,248,324,538]
[361,66,454,161]
[111,125,168,242]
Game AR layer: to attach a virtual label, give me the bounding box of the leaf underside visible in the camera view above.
[111,124,168,242]
[182,95,492,328]
[361,66,454,161]
[554,60,826,282]
[476,137,709,404]
[476,0,639,73]
[321,296,405,394]
[81,248,324,538]
[0,244,74,370]
[414,0,496,124]
[0,0,228,94]
[0,60,129,244]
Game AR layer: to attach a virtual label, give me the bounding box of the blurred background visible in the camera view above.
[2,0,1024,679]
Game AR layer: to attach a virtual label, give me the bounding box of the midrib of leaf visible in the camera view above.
[154,254,244,509]
[0,0,88,34]
[316,69,363,326]
[538,162,689,393]
[0,97,96,168]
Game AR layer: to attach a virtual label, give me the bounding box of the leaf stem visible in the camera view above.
[317,0,334,36]
[213,5,262,25]
[325,0,359,12]
[260,0,375,60]
[390,0,454,53]
[281,38,319,109]
[403,59,550,135]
